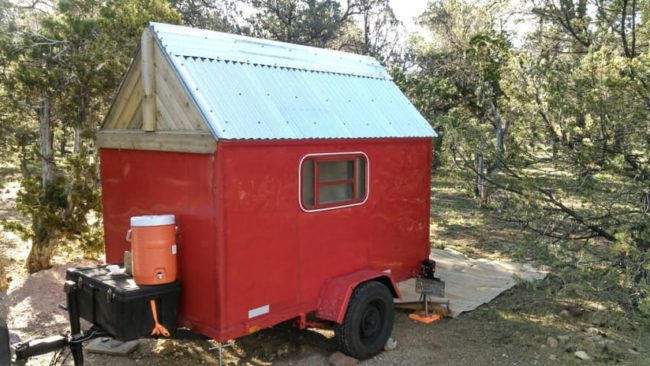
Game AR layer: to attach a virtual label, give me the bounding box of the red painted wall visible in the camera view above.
[100,137,432,342]
[99,149,220,332]
[215,138,432,339]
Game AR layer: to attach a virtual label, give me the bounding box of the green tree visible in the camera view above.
[397,0,512,198]
[336,0,402,63]
[1,0,180,272]
[247,0,360,46]
[399,0,650,313]
[169,0,241,31]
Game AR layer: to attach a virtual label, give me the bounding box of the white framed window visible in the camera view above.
[299,152,369,212]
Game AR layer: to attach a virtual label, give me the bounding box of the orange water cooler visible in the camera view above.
[127,214,177,285]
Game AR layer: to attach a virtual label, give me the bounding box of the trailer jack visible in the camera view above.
[399,259,449,323]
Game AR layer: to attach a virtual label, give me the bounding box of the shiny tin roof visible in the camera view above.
[150,22,437,140]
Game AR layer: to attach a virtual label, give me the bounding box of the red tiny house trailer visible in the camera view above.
[101,138,432,342]
[95,22,438,359]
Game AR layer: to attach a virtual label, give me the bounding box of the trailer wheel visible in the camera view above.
[334,281,394,360]
[1,317,10,366]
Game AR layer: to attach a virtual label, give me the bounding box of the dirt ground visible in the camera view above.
[1,172,649,366]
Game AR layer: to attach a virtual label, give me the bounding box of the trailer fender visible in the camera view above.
[316,269,401,324]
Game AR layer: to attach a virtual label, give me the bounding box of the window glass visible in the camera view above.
[319,183,353,204]
[319,161,353,182]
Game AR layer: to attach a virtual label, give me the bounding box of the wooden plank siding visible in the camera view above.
[153,41,207,131]
[99,29,213,153]
[103,51,143,129]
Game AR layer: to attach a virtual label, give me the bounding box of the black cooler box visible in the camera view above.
[66,265,180,341]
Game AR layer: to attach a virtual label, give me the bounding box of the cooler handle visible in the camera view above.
[126,229,132,242]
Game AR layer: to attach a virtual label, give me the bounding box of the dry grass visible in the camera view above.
[427,167,650,365]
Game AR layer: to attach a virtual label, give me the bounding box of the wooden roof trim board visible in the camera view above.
[96,130,215,154]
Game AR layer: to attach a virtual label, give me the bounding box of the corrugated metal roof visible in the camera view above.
[150,22,437,140]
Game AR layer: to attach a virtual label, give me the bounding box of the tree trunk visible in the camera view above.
[25,235,57,273]
[38,99,54,188]
[73,125,81,153]
[476,154,488,204]
[473,99,507,206]
[19,146,30,178]
[73,94,86,153]
[59,134,67,155]
[362,12,370,54]
[30,99,57,273]
[489,125,506,177]
[487,99,507,180]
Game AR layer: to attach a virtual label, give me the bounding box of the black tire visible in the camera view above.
[0,317,10,366]
[334,281,394,360]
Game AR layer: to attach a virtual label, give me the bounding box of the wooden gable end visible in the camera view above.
[98,28,214,154]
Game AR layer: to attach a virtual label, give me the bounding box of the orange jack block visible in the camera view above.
[409,310,442,324]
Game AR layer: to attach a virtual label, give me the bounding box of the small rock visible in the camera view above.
[547,336,559,348]
[328,351,358,366]
[603,339,625,355]
[548,354,557,361]
[9,332,21,345]
[276,344,290,357]
[557,335,570,344]
[586,327,604,336]
[559,310,570,319]
[574,351,590,360]
[384,337,397,351]
[628,348,640,355]
[583,335,607,351]
[582,337,595,350]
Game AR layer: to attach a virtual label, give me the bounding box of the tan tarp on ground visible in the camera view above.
[397,248,547,318]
